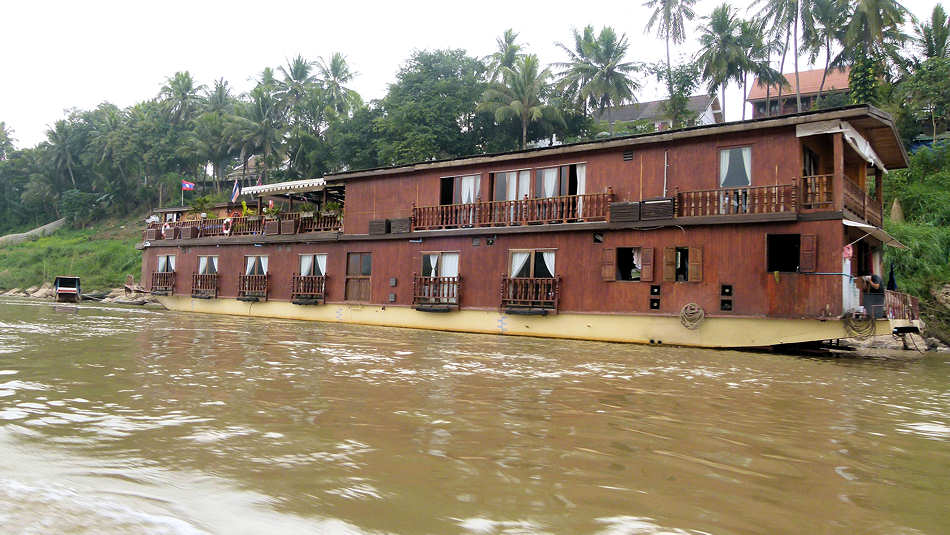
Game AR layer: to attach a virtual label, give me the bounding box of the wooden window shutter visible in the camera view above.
[662,247,676,282]
[601,248,616,281]
[688,247,703,282]
[641,247,655,282]
[800,234,817,273]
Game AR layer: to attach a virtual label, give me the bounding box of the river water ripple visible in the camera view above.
[0,298,947,534]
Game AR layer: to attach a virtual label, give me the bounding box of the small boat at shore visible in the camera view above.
[53,276,81,303]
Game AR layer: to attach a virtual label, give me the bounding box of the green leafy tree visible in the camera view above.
[652,62,701,128]
[45,119,83,188]
[754,0,800,112]
[316,52,362,117]
[555,25,639,133]
[901,57,950,141]
[375,49,486,165]
[159,71,206,125]
[0,122,14,160]
[915,3,949,59]
[228,86,285,183]
[801,0,848,107]
[478,55,564,149]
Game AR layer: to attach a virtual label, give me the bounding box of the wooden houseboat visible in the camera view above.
[138,105,921,348]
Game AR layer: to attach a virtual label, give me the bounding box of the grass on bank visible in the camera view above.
[0,216,143,292]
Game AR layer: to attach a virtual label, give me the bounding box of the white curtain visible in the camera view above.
[741,147,751,183]
[518,170,530,199]
[542,167,558,197]
[632,247,642,269]
[461,175,478,204]
[541,251,556,277]
[719,151,730,186]
[158,256,167,273]
[441,253,459,277]
[168,256,175,272]
[260,256,268,274]
[198,256,207,275]
[245,257,256,275]
[510,252,530,277]
[426,254,441,276]
[300,255,313,276]
[315,254,327,276]
[576,164,587,217]
[210,256,218,274]
[505,171,517,200]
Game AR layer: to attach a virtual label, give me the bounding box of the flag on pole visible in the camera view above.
[230,180,241,203]
[181,180,195,191]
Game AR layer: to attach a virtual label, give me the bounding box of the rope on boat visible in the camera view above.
[680,303,705,330]
[844,312,875,339]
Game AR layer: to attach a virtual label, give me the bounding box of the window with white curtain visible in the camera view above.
[197,256,218,275]
[720,147,752,187]
[509,249,556,278]
[299,254,327,277]
[421,252,460,278]
[245,256,268,276]
[157,255,175,273]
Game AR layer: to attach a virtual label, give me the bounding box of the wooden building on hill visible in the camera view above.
[748,68,851,118]
[139,105,920,348]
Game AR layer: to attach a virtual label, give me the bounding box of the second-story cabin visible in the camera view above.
[140,105,920,348]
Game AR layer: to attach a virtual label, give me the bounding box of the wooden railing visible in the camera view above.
[885,290,920,320]
[840,175,883,227]
[412,275,460,306]
[299,214,343,233]
[291,274,326,300]
[800,174,834,209]
[501,276,560,310]
[412,192,612,230]
[150,271,175,293]
[191,273,218,298]
[676,184,797,217]
[143,212,341,239]
[238,274,269,299]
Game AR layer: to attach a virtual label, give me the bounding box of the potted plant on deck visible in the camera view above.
[262,203,282,235]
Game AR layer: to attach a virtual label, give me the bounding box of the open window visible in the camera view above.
[157,255,176,273]
[766,234,817,273]
[422,252,459,278]
[720,147,751,187]
[509,249,556,278]
[617,247,642,281]
[245,255,268,276]
[440,174,480,205]
[663,247,702,282]
[197,256,218,275]
[534,164,586,198]
[299,254,327,277]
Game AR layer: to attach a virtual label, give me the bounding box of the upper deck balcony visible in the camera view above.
[145,211,343,242]
[411,192,613,231]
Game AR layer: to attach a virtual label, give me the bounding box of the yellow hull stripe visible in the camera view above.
[157,296,896,348]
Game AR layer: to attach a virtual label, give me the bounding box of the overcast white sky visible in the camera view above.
[0,0,940,148]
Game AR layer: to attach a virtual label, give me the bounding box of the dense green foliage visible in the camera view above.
[0,218,142,291]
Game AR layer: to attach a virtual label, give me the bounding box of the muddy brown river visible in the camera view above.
[0,297,947,534]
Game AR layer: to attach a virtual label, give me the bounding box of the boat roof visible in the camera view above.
[323,105,907,183]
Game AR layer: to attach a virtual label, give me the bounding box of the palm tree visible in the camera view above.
[46,120,80,188]
[227,86,285,184]
[915,3,949,59]
[205,78,234,115]
[159,71,206,125]
[801,0,848,107]
[842,0,911,103]
[187,112,234,193]
[643,0,697,95]
[316,52,362,116]
[697,4,743,120]
[485,29,525,83]
[754,0,801,112]
[277,55,316,122]
[478,55,564,149]
[554,25,639,131]
[737,18,785,119]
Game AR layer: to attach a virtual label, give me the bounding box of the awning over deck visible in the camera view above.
[242,178,326,197]
[843,219,906,249]
[796,120,887,172]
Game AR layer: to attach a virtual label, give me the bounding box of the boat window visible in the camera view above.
[299,254,327,277]
[245,256,268,276]
[197,256,218,275]
[345,252,372,301]
[675,247,689,281]
[509,249,556,278]
[767,234,801,272]
[720,147,751,187]
[421,252,459,278]
[616,248,642,281]
[157,255,175,273]
[440,174,480,205]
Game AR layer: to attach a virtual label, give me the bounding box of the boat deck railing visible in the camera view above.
[291,274,327,302]
[412,275,461,307]
[411,192,612,231]
[238,274,269,299]
[191,273,218,298]
[501,276,560,311]
[885,290,920,321]
[151,271,175,293]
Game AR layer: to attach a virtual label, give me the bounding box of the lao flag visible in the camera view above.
[230,180,241,203]
[181,180,195,191]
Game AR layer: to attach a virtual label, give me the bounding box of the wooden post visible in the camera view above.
[257,196,262,215]
[833,132,844,213]
[874,167,883,203]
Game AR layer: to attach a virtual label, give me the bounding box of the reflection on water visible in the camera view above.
[0,297,947,534]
